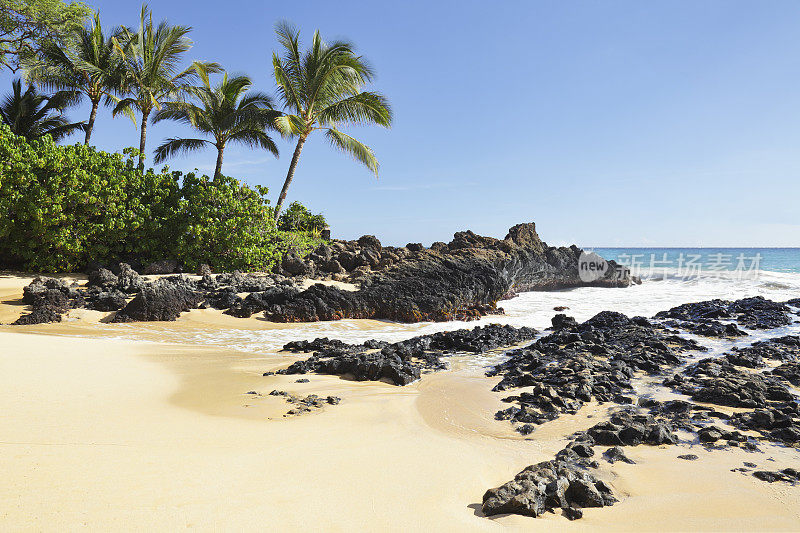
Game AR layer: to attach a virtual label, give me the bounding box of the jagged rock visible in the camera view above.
[551,313,578,329]
[112,278,202,322]
[670,358,794,409]
[770,361,800,386]
[282,252,310,276]
[321,259,344,274]
[116,263,145,293]
[277,325,538,386]
[655,297,792,330]
[206,287,241,310]
[255,223,631,323]
[753,471,792,483]
[731,336,800,368]
[87,268,118,288]
[698,426,723,442]
[482,459,616,519]
[587,411,678,447]
[662,319,748,338]
[13,287,69,325]
[197,263,212,276]
[487,311,702,431]
[86,289,128,311]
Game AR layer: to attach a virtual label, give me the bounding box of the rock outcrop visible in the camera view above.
[256,223,631,323]
[112,278,203,322]
[10,223,632,325]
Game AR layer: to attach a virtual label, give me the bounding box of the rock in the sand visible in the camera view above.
[698,426,723,443]
[488,311,702,431]
[587,410,679,447]
[115,263,146,293]
[112,278,202,322]
[14,282,71,324]
[603,446,635,464]
[677,454,699,461]
[87,267,118,287]
[481,459,616,519]
[752,471,793,483]
[551,313,578,329]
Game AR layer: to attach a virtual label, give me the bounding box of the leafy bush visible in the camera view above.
[0,125,325,272]
[278,201,327,233]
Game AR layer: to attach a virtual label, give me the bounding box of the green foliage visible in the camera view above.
[0,124,325,272]
[0,0,91,72]
[277,201,327,233]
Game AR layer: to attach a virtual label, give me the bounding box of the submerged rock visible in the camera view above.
[655,297,793,331]
[487,310,703,432]
[277,325,538,386]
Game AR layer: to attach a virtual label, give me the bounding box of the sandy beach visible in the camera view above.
[1,275,799,531]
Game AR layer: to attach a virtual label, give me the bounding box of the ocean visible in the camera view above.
[594,247,800,275]
[91,247,800,355]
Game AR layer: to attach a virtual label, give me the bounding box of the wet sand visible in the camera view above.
[1,274,799,531]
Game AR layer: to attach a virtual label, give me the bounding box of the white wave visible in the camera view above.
[86,269,800,355]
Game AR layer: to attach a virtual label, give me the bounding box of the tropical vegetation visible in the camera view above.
[0,124,323,272]
[24,12,122,143]
[111,4,220,166]
[0,1,393,272]
[0,77,83,139]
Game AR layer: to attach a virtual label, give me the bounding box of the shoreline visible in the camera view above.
[1,275,799,530]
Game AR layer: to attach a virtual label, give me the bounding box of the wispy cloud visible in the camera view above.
[371,181,477,192]
[187,156,275,173]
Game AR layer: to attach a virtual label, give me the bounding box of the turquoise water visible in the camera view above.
[594,248,800,274]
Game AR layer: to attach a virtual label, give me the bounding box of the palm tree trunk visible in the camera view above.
[85,99,99,144]
[214,143,225,180]
[138,108,150,168]
[274,134,308,219]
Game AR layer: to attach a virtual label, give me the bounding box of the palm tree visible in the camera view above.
[152,70,279,179]
[270,22,392,218]
[112,4,220,166]
[25,12,124,144]
[0,78,84,140]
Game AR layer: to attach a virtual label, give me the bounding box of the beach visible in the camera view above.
[2,274,799,531]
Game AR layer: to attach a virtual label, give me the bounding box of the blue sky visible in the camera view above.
[7,0,800,246]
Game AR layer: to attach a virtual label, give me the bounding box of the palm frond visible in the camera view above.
[316,91,392,127]
[324,128,379,175]
[228,129,279,156]
[153,137,211,163]
[273,114,306,138]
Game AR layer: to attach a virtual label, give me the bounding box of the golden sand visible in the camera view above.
[1,274,798,531]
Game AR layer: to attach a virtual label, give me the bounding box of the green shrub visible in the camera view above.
[278,201,327,233]
[0,125,326,272]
